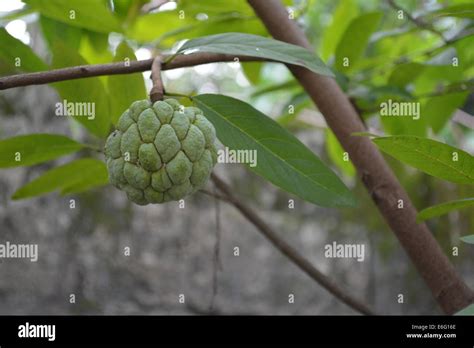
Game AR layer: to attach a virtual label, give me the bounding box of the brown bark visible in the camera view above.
[149,56,164,102]
[0,54,265,90]
[247,0,474,314]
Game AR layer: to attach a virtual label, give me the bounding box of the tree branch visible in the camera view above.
[0,53,266,90]
[248,0,474,314]
[211,173,375,315]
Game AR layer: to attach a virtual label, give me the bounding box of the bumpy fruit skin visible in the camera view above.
[105,99,217,205]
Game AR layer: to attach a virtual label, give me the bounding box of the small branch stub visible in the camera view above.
[149,56,164,103]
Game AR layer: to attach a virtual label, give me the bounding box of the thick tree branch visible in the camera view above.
[0,53,265,90]
[211,173,375,315]
[248,0,474,314]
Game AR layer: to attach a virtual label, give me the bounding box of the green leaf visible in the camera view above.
[162,14,266,47]
[422,92,469,133]
[12,158,108,200]
[373,136,474,184]
[326,129,355,177]
[455,304,474,315]
[0,7,34,24]
[355,84,427,137]
[251,79,299,98]
[241,61,262,85]
[417,198,474,221]
[276,92,311,126]
[335,12,383,72]
[40,15,83,52]
[380,110,427,137]
[128,11,265,45]
[126,10,185,42]
[107,41,147,124]
[134,0,269,45]
[453,35,474,71]
[414,64,464,95]
[351,132,380,138]
[51,40,111,138]
[24,0,122,33]
[193,94,355,207]
[460,235,474,245]
[320,0,358,61]
[179,0,255,16]
[79,30,113,65]
[0,134,83,168]
[428,4,474,19]
[175,33,334,77]
[0,28,48,72]
[388,63,425,88]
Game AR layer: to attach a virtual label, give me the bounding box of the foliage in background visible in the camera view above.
[0,0,473,251]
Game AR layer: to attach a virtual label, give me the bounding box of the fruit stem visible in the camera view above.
[150,56,164,103]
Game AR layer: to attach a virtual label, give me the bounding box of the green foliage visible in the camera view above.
[388,63,425,88]
[0,0,472,316]
[0,134,83,168]
[460,235,474,244]
[320,0,359,61]
[24,0,122,33]
[373,136,474,184]
[417,198,474,221]
[39,15,83,52]
[107,41,147,124]
[251,80,300,98]
[455,303,474,315]
[79,31,113,65]
[422,92,470,133]
[127,9,264,44]
[426,3,474,19]
[12,159,108,199]
[0,0,472,223]
[51,41,111,138]
[241,62,263,85]
[175,33,334,77]
[0,29,47,72]
[335,12,383,72]
[326,129,356,177]
[194,94,355,207]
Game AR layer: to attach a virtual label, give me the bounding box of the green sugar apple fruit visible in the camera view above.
[105,98,217,205]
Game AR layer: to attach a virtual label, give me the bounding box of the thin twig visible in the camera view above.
[199,189,231,203]
[210,173,375,315]
[0,53,267,90]
[210,183,222,312]
[387,0,447,43]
